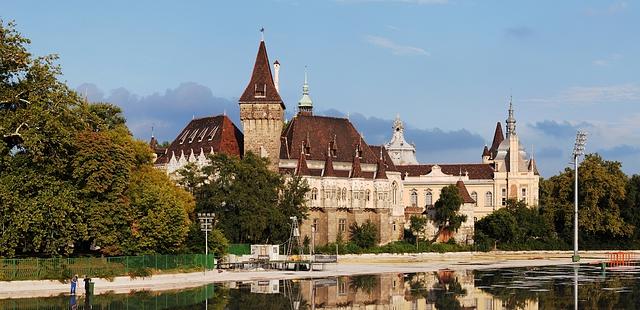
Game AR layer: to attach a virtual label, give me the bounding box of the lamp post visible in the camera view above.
[572,131,587,262]
[198,213,215,269]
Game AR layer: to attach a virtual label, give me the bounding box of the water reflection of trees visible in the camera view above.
[405,270,468,309]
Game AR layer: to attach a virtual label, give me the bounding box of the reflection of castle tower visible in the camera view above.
[385,115,418,165]
[239,39,285,171]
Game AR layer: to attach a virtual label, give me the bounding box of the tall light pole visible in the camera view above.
[572,131,587,262]
[198,213,215,269]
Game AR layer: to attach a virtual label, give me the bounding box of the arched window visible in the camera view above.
[311,188,318,200]
[425,190,432,207]
[485,191,493,207]
[392,182,398,204]
[365,189,371,201]
[471,191,478,206]
[410,190,418,208]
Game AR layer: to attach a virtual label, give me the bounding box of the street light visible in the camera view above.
[197,213,215,269]
[572,131,587,262]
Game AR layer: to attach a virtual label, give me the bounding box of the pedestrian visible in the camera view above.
[70,274,78,295]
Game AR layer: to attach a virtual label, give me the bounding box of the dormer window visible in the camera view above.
[254,84,266,98]
[179,130,190,144]
[330,148,337,157]
[198,128,208,142]
[208,126,219,141]
[188,129,199,143]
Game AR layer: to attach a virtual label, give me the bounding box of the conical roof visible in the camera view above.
[295,147,310,176]
[350,148,363,178]
[323,148,336,177]
[239,41,285,107]
[489,122,504,157]
[455,180,475,204]
[482,145,490,157]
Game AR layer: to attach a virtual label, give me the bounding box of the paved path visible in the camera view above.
[0,250,631,299]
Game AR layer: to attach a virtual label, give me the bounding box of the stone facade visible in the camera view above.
[239,103,283,171]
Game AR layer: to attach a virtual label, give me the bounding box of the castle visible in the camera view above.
[153,38,539,245]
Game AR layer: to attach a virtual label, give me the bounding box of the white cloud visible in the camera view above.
[592,53,622,66]
[524,83,640,105]
[585,1,629,16]
[365,35,429,56]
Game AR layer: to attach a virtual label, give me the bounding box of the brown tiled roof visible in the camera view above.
[155,115,243,164]
[489,122,504,158]
[375,158,387,179]
[455,180,476,204]
[482,145,490,157]
[295,151,310,176]
[281,114,378,164]
[322,151,336,177]
[239,41,284,108]
[396,164,494,180]
[369,145,398,172]
[350,151,363,178]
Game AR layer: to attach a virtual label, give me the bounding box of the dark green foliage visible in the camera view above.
[0,20,193,257]
[432,185,467,238]
[409,215,428,247]
[193,152,309,244]
[349,220,379,248]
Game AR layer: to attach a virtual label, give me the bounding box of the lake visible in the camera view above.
[3,263,639,309]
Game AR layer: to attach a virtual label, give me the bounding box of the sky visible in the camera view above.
[3,0,639,177]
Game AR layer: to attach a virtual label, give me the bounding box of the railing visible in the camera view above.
[0,254,215,281]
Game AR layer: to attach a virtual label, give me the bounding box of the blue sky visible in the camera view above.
[3,0,639,176]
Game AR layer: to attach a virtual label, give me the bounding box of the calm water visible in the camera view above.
[5,264,640,309]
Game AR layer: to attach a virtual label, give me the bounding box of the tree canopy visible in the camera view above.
[0,20,193,257]
[432,185,467,237]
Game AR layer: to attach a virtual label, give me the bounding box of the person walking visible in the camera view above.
[70,275,78,295]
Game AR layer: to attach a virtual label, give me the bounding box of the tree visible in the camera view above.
[409,215,428,248]
[541,154,632,244]
[431,185,467,241]
[195,152,310,244]
[0,20,194,257]
[475,209,518,245]
[349,220,379,248]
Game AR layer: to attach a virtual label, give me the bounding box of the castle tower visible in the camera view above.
[239,39,285,171]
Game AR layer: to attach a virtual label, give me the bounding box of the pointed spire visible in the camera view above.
[506,96,516,137]
[489,122,504,157]
[455,180,475,204]
[239,40,284,107]
[295,143,310,176]
[482,145,490,157]
[298,66,313,116]
[528,158,538,174]
[323,143,336,177]
[375,148,387,179]
[350,147,363,178]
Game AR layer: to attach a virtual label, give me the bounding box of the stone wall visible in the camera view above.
[240,103,283,171]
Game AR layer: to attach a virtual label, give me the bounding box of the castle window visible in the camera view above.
[410,190,418,208]
[392,182,398,204]
[425,190,433,207]
[311,188,318,200]
[365,189,371,201]
[521,188,527,202]
[471,191,478,207]
[338,219,346,233]
[342,188,347,201]
[485,192,493,207]
[188,129,199,143]
[501,188,507,206]
[254,84,266,98]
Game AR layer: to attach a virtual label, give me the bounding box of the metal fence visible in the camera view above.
[0,254,215,281]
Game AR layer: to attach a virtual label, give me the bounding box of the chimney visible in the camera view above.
[273,60,280,93]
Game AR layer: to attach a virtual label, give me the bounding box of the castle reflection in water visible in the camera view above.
[228,269,538,310]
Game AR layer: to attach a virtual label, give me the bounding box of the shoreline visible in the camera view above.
[0,250,631,299]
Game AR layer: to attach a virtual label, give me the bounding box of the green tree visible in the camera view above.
[195,152,309,244]
[349,220,379,248]
[431,185,467,241]
[541,154,632,244]
[409,215,428,248]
